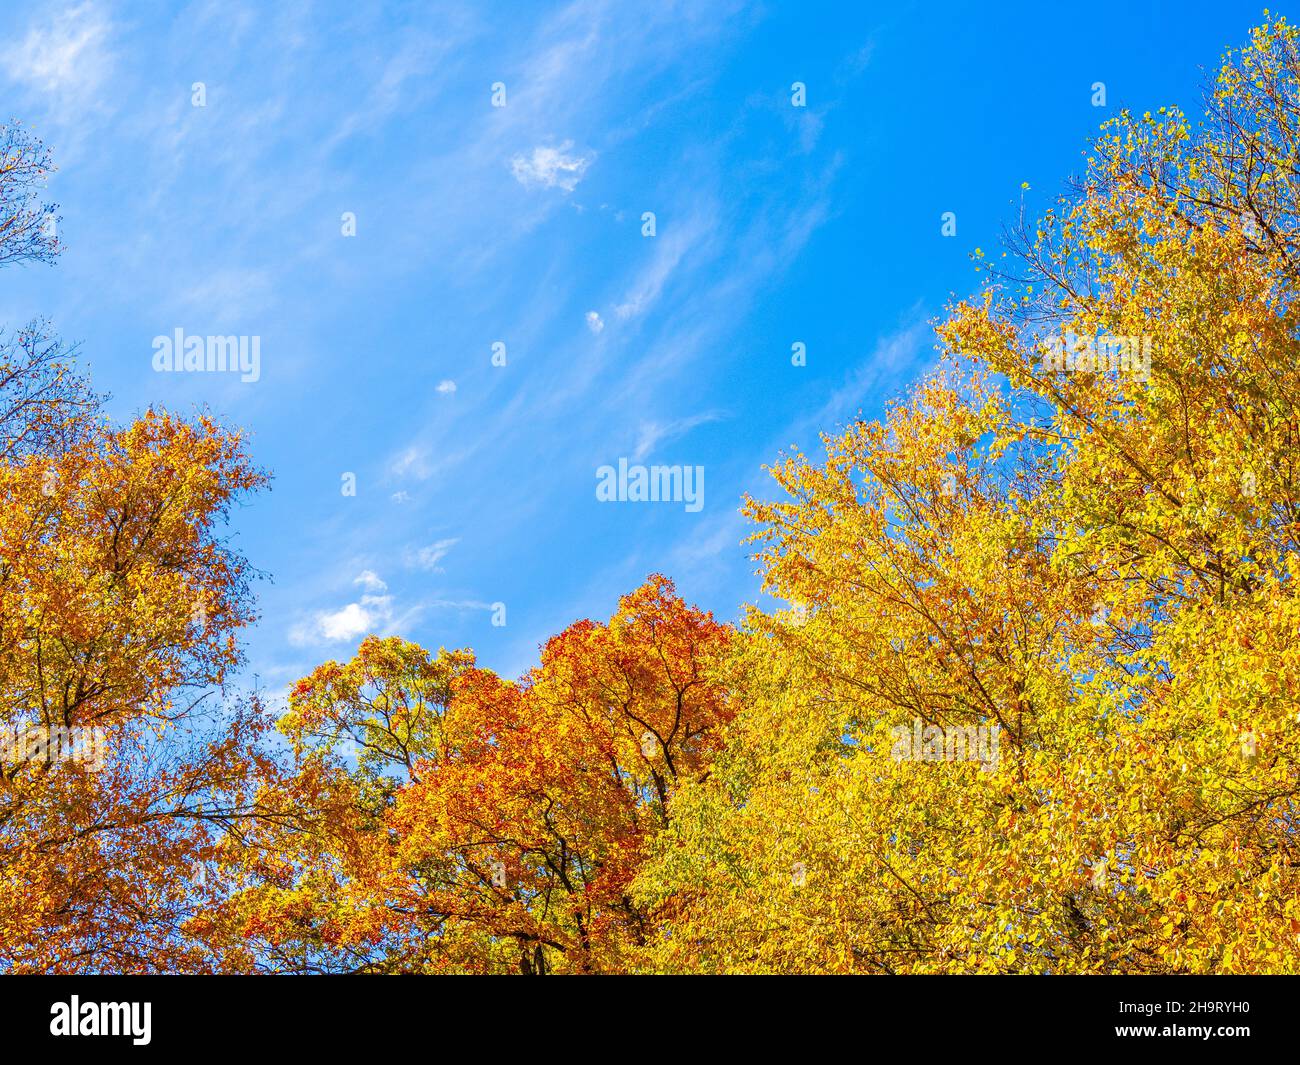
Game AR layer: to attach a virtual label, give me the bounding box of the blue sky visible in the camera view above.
[0,0,1272,695]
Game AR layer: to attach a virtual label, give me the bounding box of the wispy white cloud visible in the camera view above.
[425,598,496,611]
[354,570,387,594]
[388,443,475,483]
[633,411,724,461]
[436,379,457,394]
[391,446,432,479]
[323,32,452,154]
[585,310,604,333]
[2,1,113,97]
[762,317,929,457]
[613,221,705,319]
[409,538,459,572]
[668,509,747,572]
[173,268,274,321]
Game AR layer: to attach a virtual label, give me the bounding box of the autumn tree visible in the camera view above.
[0,123,277,972]
[0,122,61,270]
[198,576,734,973]
[634,20,1300,974]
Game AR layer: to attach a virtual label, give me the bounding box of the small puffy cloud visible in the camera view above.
[292,595,392,645]
[317,599,388,641]
[585,310,604,334]
[411,537,458,571]
[391,491,411,504]
[510,140,593,192]
[436,379,457,394]
[288,572,394,645]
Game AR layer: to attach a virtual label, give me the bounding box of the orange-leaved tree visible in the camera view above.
[0,122,277,972]
[198,576,734,973]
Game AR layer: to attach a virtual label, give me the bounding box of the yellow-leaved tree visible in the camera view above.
[633,19,1300,975]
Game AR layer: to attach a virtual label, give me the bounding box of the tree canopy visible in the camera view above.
[3,18,1299,975]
